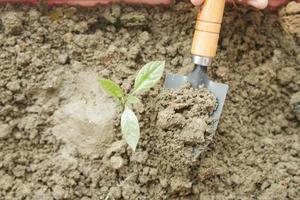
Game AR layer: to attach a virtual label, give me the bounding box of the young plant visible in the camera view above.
[99,61,165,151]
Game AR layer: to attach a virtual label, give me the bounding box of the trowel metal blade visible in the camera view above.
[164,73,188,89]
[164,73,228,131]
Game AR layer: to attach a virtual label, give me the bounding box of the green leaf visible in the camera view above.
[121,106,140,151]
[133,61,165,94]
[127,95,141,105]
[99,78,124,98]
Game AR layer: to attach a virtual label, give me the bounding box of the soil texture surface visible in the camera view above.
[0,2,300,200]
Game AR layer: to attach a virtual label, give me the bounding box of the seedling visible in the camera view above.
[99,61,165,151]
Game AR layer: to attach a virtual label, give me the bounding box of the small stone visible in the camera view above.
[149,168,158,176]
[14,132,22,139]
[277,67,296,85]
[63,32,74,43]
[12,165,26,178]
[110,156,124,170]
[138,175,149,184]
[6,80,21,92]
[0,123,12,139]
[231,174,243,185]
[58,54,69,64]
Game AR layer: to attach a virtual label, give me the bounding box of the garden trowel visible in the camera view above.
[164,0,228,132]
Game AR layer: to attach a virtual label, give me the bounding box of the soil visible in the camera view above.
[0,1,300,200]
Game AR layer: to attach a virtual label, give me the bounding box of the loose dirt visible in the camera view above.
[0,2,299,200]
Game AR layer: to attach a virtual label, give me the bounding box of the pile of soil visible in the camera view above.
[0,2,299,199]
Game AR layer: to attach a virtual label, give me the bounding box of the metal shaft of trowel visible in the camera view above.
[187,56,212,88]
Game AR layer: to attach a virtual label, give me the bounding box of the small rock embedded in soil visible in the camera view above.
[12,165,26,178]
[0,123,12,139]
[6,80,21,92]
[110,156,125,170]
[58,54,69,64]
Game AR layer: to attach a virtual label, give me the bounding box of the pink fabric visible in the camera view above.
[0,0,298,8]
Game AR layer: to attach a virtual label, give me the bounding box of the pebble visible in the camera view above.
[0,123,12,139]
[6,80,21,92]
[110,156,124,170]
[58,54,69,64]
[12,165,26,178]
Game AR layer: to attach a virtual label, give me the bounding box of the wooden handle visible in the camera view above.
[191,0,225,58]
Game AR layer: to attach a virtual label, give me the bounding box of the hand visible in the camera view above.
[191,0,298,10]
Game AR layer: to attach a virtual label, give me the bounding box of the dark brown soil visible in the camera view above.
[0,2,299,200]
